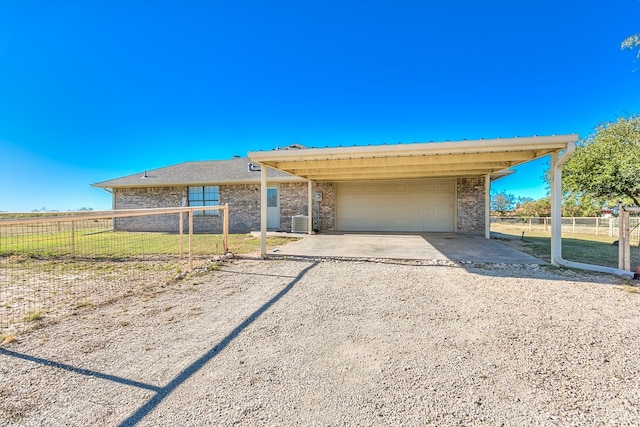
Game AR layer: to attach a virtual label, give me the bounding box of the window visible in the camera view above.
[267,188,278,208]
[188,186,220,216]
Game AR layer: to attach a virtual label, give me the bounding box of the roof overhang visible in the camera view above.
[248,135,579,182]
[90,176,305,189]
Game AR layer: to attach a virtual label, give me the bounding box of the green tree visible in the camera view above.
[563,116,640,206]
[561,193,602,217]
[515,197,551,217]
[490,190,515,215]
[513,196,533,210]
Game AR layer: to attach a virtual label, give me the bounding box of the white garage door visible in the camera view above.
[336,179,455,232]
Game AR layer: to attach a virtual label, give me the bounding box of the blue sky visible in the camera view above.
[1,0,639,211]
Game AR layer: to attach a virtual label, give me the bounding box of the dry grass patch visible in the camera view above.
[619,284,640,294]
[21,310,44,322]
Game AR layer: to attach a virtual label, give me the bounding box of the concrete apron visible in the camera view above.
[262,232,544,264]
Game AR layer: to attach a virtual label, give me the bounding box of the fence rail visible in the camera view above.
[1,206,229,337]
[491,216,640,244]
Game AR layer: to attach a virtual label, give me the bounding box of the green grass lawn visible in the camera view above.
[0,230,299,258]
[491,224,638,269]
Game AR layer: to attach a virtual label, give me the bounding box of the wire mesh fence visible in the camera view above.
[0,207,228,337]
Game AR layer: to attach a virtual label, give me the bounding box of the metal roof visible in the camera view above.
[248,135,579,182]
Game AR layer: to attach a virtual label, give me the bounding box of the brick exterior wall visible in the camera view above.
[112,182,337,234]
[279,182,336,232]
[113,187,186,232]
[221,184,260,233]
[316,182,336,232]
[114,186,228,233]
[456,177,486,234]
[112,179,483,234]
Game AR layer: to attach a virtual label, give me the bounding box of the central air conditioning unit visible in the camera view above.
[291,215,309,233]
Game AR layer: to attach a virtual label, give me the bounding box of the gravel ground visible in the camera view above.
[1,257,640,426]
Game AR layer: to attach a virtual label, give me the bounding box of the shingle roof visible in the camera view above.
[91,157,302,188]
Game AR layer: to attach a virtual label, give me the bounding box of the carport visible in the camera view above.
[248,135,578,263]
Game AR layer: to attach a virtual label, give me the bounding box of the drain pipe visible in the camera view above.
[550,142,634,279]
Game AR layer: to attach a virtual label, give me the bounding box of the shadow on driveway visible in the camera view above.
[0,260,319,426]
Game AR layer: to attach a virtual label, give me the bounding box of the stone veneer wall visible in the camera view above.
[279,182,335,232]
[456,177,485,233]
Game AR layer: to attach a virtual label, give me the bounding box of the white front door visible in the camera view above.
[267,187,280,230]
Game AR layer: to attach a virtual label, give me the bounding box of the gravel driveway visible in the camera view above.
[1,257,640,426]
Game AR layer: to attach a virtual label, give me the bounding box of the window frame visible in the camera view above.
[188,185,220,216]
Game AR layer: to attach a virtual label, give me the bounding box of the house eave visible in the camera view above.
[91,175,306,189]
[248,134,579,182]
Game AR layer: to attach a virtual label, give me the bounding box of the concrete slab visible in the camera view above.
[265,232,544,264]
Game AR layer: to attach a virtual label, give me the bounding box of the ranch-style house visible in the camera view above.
[92,135,578,239]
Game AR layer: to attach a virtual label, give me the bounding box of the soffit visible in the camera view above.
[248,135,579,182]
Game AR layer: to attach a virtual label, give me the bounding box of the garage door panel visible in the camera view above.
[337,179,455,232]
[339,218,365,230]
[390,194,410,205]
[340,206,363,217]
[434,182,453,192]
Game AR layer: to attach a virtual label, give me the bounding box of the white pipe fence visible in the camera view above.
[491,216,640,244]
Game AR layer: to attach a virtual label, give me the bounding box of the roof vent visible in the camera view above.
[279,143,307,150]
[248,162,261,172]
[141,171,148,178]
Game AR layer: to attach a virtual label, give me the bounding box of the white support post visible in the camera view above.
[550,151,562,266]
[260,166,268,258]
[548,145,634,278]
[308,180,313,234]
[484,174,491,239]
